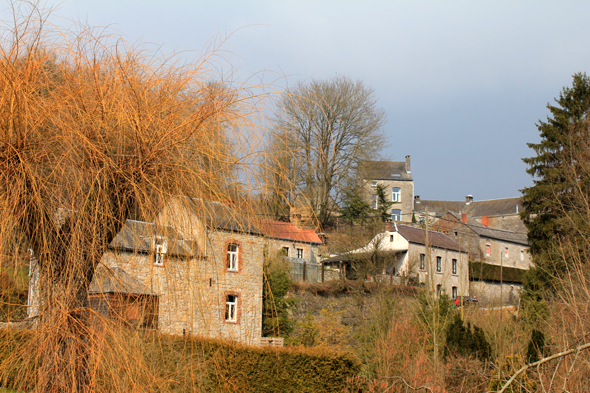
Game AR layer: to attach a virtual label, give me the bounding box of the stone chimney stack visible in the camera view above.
[405,155,411,174]
[465,195,473,204]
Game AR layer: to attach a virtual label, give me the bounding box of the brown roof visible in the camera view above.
[414,197,523,218]
[359,160,412,181]
[446,212,528,245]
[181,197,262,236]
[109,219,197,257]
[395,224,463,252]
[258,220,322,244]
[89,266,156,295]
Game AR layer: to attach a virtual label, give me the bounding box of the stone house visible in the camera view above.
[436,211,531,307]
[323,223,469,299]
[257,219,323,282]
[29,197,265,346]
[358,156,414,223]
[414,195,526,233]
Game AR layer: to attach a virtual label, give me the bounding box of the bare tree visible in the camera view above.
[0,4,256,391]
[266,76,387,228]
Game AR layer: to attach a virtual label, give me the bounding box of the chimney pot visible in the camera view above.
[405,155,411,174]
[465,195,473,204]
[461,213,468,224]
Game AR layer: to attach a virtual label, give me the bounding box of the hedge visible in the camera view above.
[0,328,360,393]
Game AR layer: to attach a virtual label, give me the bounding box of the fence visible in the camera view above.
[286,258,320,283]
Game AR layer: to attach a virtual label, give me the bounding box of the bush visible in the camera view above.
[444,313,491,361]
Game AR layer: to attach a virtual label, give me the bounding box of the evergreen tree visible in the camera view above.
[340,188,372,224]
[521,73,590,297]
[374,184,394,222]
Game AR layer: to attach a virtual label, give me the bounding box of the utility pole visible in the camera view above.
[425,208,439,369]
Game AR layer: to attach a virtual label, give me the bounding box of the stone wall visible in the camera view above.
[470,281,522,307]
[363,179,414,222]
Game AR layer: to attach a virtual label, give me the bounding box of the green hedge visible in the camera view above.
[0,328,360,393]
[469,262,525,283]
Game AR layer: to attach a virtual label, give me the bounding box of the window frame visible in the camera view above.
[419,253,425,270]
[391,187,401,202]
[452,286,458,299]
[224,291,241,324]
[436,256,442,272]
[485,244,491,257]
[224,239,243,273]
[391,209,402,221]
[452,258,457,275]
[153,236,168,267]
[372,194,378,209]
[296,248,304,259]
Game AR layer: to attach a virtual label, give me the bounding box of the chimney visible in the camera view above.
[465,195,473,204]
[482,216,489,228]
[385,222,394,232]
[461,213,467,224]
[414,195,420,203]
[405,155,411,174]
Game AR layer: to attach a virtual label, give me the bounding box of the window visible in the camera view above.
[390,234,394,242]
[372,194,378,209]
[371,181,377,187]
[296,248,303,259]
[419,253,425,270]
[504,247,509,258]
[391,187,401,202]
[520,250,524,261]
[452,286,458,299]
[225,294,238,323]
[436,284,442,294]
[153,236,168,266]
[485,244,491,256]
[282,247,289,257]
[436,256,442,272]
[452,259,457,274]
[391,209,401,221]
[227,243,239,271]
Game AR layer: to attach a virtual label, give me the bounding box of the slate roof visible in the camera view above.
[89,265,156,295]
[181,197,262,236]
[359,160,412,181]
[414,197,523,218]
[447,212,528,245]
[257,220,322,244]
[109,219,197,257]
[395,224,463,252]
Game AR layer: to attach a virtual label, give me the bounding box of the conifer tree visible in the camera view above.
[521,73,590,295]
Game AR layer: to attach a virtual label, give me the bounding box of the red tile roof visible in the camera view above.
[257,220,323,244]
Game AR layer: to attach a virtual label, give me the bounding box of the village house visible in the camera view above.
[257,219,323,282]
[29,197,265,346]
[414,195,526,233]
[436,212,531,307]
[359,156,414,223]
[323,223,469,299]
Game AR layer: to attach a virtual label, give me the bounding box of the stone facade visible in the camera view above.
[359,156,415,223]
[28,198,265,346]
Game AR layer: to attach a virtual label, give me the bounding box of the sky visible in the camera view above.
[8,0,590,201]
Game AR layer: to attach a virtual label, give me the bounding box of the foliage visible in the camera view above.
[488,355,537,393]
[0,328,361,393]
[288,304,351,348]
[374,184,394,222]
[525,329,547,364]
[444,313,491,361]
[521,72,590,298]
[262,253,296,337]
[266,76,387,228]
[339,188,372,224]
[0,4,260,391]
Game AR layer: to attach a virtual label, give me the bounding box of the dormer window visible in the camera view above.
[153,236,168,266]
